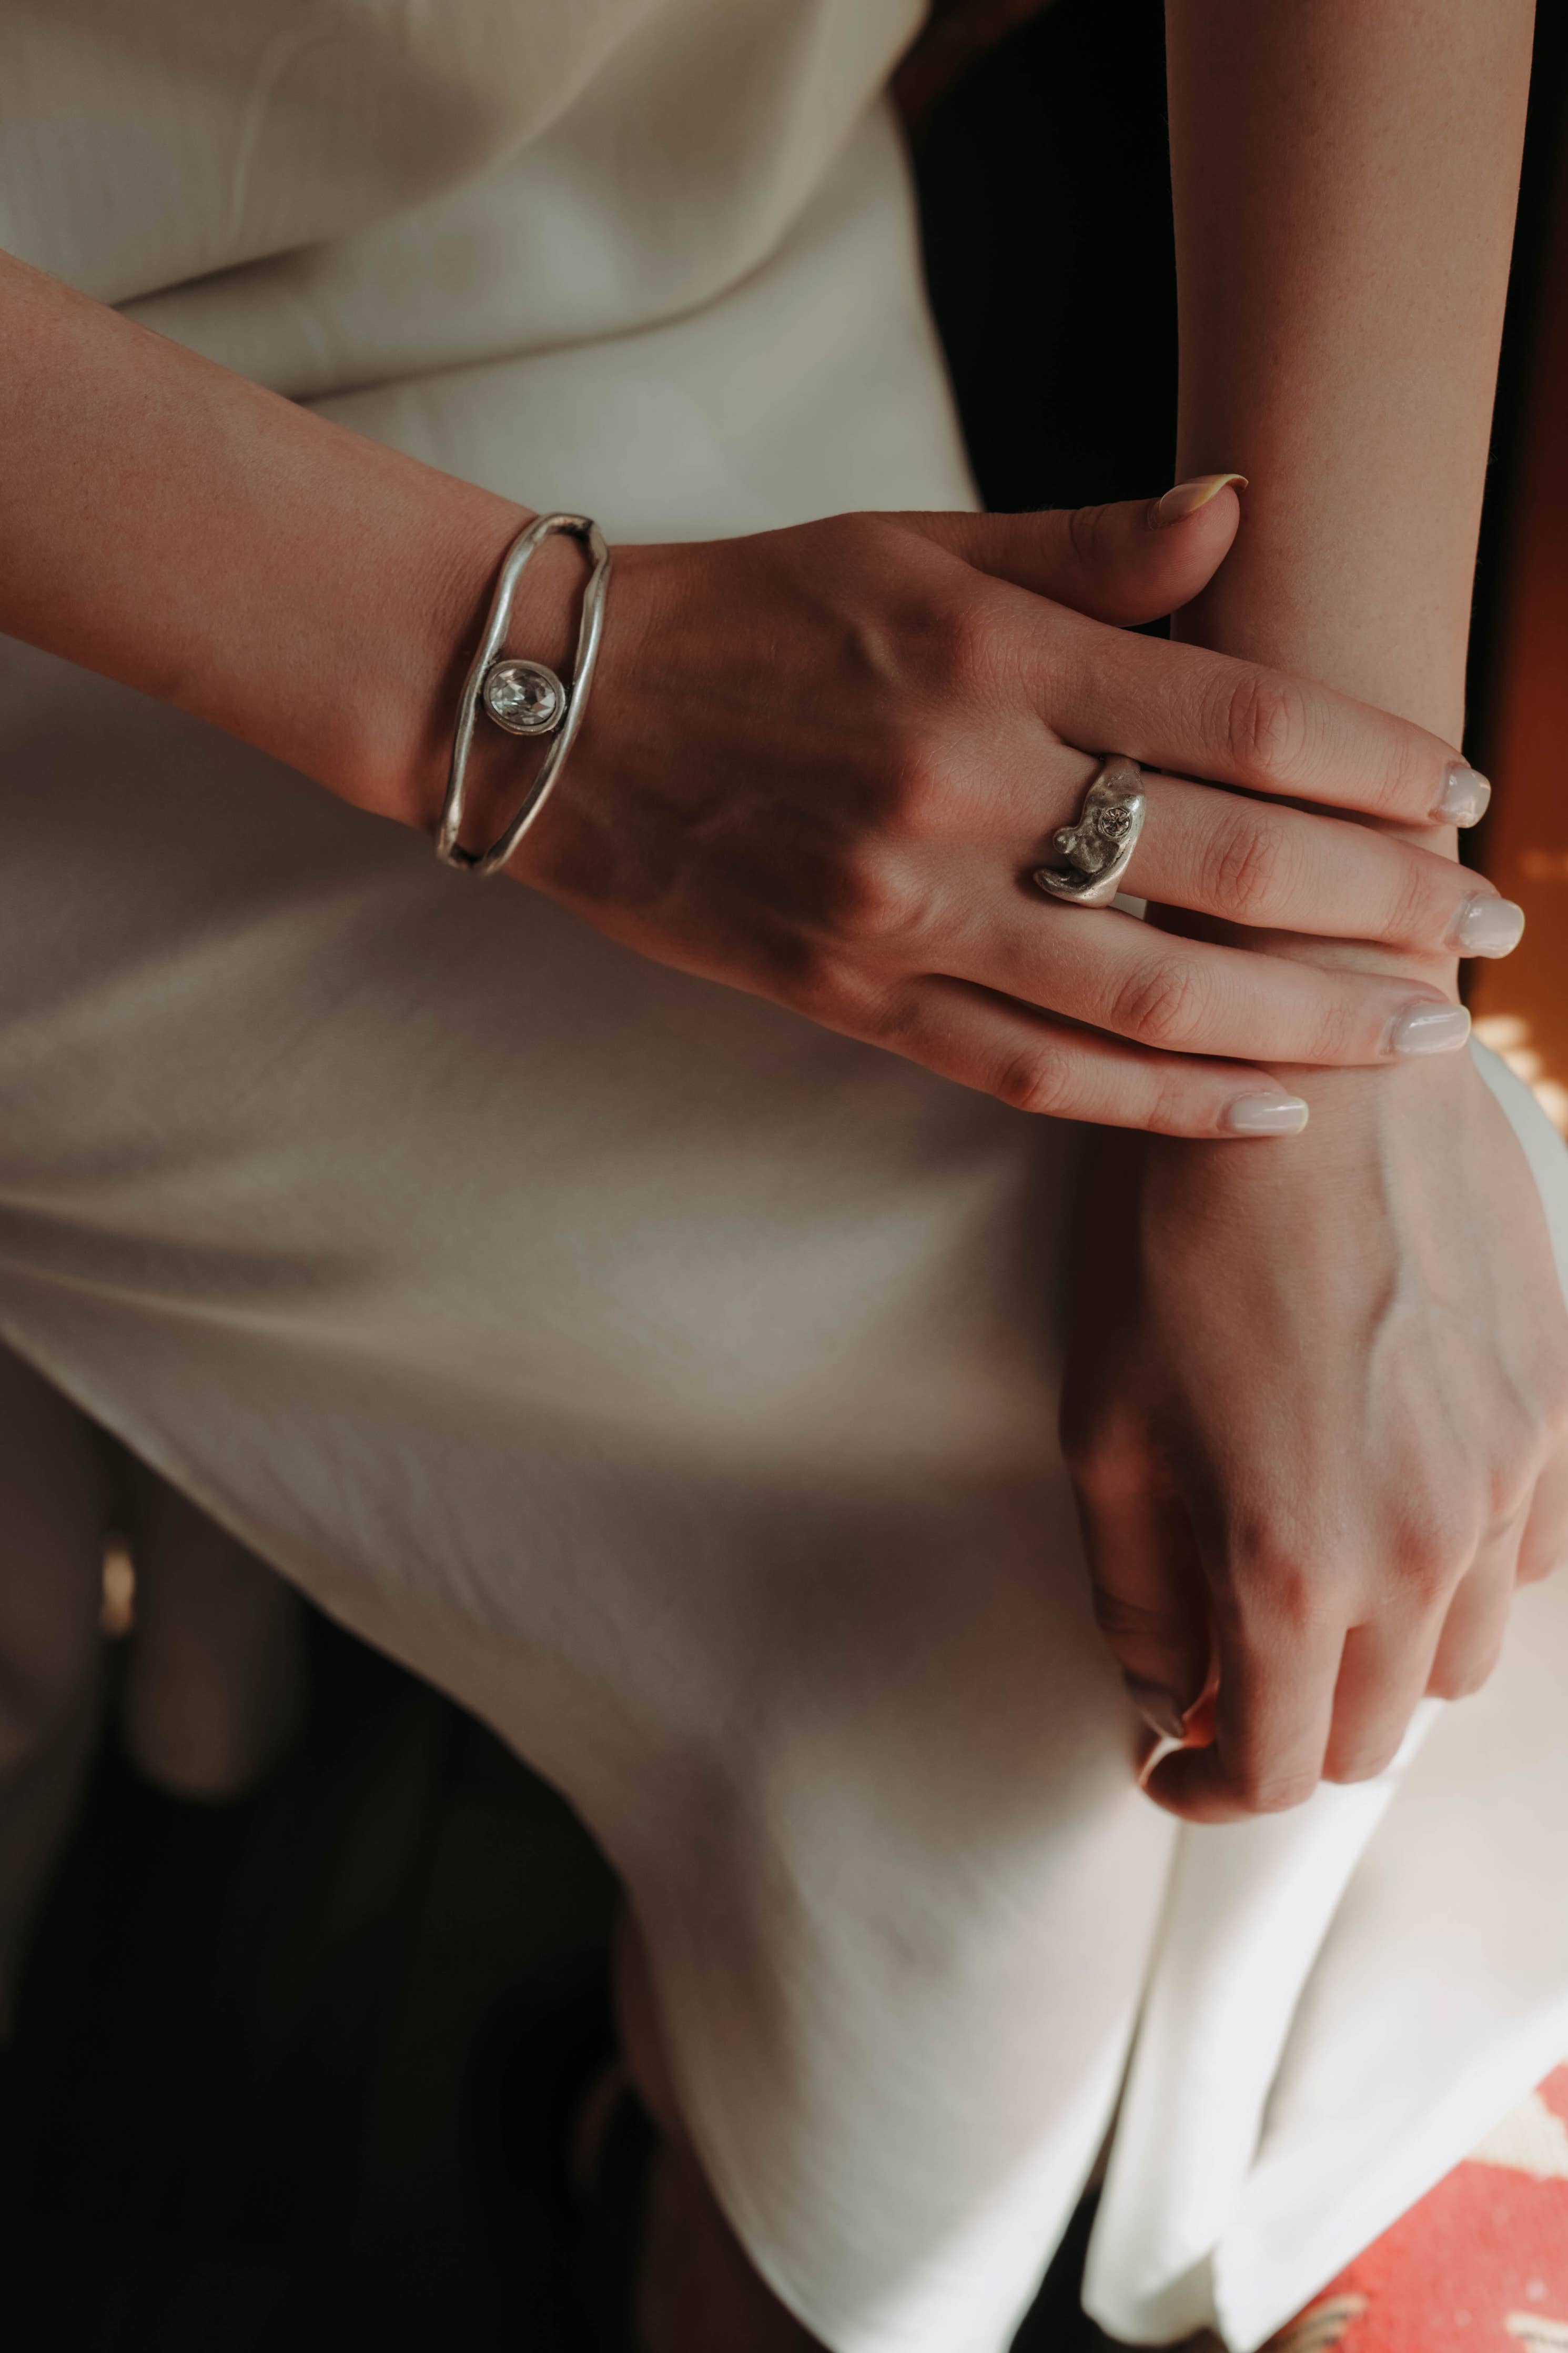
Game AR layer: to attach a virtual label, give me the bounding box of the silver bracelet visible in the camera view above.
[437,510,612,876]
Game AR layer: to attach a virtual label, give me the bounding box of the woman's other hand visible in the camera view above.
[1048,0,1552,1814]
[479,484,1515,1138]
[1061,1051,1568,1819]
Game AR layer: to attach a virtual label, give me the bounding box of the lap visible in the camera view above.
[6,632,1567,2353]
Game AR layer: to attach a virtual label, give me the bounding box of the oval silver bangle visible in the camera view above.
[437,511,612,877]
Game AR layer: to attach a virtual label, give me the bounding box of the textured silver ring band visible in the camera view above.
[438,511,612,877]
[1031,754,1146,907]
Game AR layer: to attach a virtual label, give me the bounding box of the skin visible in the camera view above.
[613,3,1568,2337]
[1070,0,1568,1824]
[0,260,1511,1142]
[508,508,1491,1129]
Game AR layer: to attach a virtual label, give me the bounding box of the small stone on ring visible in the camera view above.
[482,658,567,736]
[1033,755,1146,907]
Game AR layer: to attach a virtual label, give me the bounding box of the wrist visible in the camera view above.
[379,499,648,868]
[1166,581,1472,990]
[343,485,539,837]
[1122,1050,1479,1203]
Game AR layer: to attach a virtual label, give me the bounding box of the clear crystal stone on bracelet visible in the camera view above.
[482,658,566,736]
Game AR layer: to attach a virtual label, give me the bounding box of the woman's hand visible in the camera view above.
[482,487,1514,1138]
[1061,1050,1568,1819]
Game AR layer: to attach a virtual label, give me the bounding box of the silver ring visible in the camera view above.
[1031,755,1146,907]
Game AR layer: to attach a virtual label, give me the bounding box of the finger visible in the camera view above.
[865,976,1311,1135]
[1425,1526,1522,1700]
[949,888,1471,1068]
[1321,1607,1446,1783]
[894,479,1245,627]
[1069,1464,1212,1736]
[1516,1447,1568,1587]
[1039,610,1489,834]
[1144,1580,1344,1822]
[1327,1512,1524,1781]
[1120,775,1524,961]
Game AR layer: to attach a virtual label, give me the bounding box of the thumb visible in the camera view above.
[897,474,1247,626]
[1074,1474,1216,1745]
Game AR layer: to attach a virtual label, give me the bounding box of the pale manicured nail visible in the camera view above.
[1125,1677,1188,1742]
[1386,1002,1471,1057]
[1450,895,1525,958]
[1222,1090,1310,1135]
[1434,762,1491,828]
[1151,472,1249,528]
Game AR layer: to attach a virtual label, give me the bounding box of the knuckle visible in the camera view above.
[993,1045,1076,1121]
[1430,1654,1501,1702]
[1300,981,1373,1068]
[878,731,949,837]
[1370,727,1434,823]
[1259,1560,1322,1634]
[1394,1503,1477,1595]
[1385,851,1444,947]
[1202,807,1287,922]
[757,931,841,1008]
[1110,954,1206,1050]
[1067,499,1113,571]
[800,774,941,933]
[918,596,994,700]
[1146,1070,1209,1138]
[1221,668,1313,785]
[831,844,935,944]
[1397,1551,1463,1613]
[1224,1540,1337,1635]
[1087,1581,1181,1648]
[1235,1764,1321,1816]
[1326,1742,1402,1786]
[852,981,925,1052]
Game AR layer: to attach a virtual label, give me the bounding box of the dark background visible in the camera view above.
[3,6,1565,2348]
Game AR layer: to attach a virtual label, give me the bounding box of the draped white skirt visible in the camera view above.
[3,104,1567,2353]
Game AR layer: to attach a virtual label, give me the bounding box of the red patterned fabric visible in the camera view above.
[1269,2069,1568,2353]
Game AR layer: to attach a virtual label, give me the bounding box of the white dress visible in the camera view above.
[3,7,1567,2348]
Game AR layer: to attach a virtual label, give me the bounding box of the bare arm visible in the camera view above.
[0,238,1500,1137]
[0,253,525,822]
[1066,1,1568,1816]
[1168,0,1528,746]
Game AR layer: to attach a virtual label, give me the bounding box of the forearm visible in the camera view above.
[1067,4,1550,1811]
[0,252,528,823]
[1166,0,1531,931]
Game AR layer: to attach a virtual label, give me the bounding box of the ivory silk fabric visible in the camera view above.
[3,7,1568,2348]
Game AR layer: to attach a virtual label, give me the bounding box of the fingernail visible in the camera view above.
[1386,1001,1471,1057]
[1449,894,1525,958]
[1433,762,1491,828]
[1151,472,1249,528]
[1222,1090,1310,1135]
[1125,1676,1188,1741]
